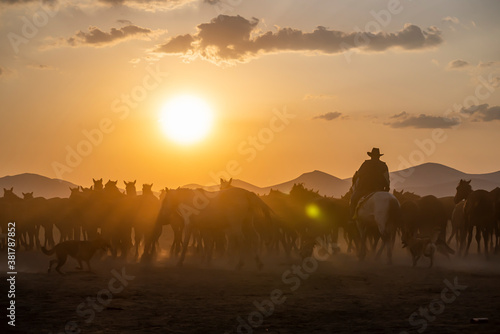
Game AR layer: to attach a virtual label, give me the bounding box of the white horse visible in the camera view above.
[355,191,401,264]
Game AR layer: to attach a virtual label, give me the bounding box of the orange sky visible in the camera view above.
[1,0,500,190]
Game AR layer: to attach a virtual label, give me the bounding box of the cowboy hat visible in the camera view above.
[367,147,383,157]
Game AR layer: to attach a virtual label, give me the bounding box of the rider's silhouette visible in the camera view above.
[350,148,390,219]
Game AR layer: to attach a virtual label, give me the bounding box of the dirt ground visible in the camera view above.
[2,236,500,334]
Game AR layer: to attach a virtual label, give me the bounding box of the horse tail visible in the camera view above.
[41,245,55,256]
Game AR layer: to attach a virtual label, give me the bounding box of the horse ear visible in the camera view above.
[220,178,223,184]
[93,178,96,182]
[229,178,232,184]
[10,187,13,191]
[467,180,471,184]
[124,181,127,186]
[133,180,136,185]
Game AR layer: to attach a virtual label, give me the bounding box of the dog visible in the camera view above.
[41,238,109,275]
[402,234,436,268]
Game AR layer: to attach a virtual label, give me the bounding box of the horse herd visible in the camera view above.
[0,177,499,269]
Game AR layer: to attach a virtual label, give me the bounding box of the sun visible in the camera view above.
[159,95,214,145]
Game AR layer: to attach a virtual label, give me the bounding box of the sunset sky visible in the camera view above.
[1,0,500,189]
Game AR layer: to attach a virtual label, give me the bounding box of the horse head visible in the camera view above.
[22,192,34,200]
[220,178,233,190]
[142,184,154,195]
[69,186,81,198]
[93,178,103,191]
[454,179,472,204]
[124,180,137,196]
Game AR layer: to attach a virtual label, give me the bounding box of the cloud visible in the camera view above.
[97,0,195,11]
[154,15,443,64]
[314,112,342,121]
[390,111,408,119]
[303,94,336,101]
[448,59,470,69]
[387,113,460,129]
[0,0,56,5]
[55,25,154,47]
[117,19,133,25]
[28,64,54,70]
[442,16,460,25]
[155,34,195,53]
[461,104,500,122]
[478,61,500,68]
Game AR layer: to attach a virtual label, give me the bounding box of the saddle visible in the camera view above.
[353,192,377,220]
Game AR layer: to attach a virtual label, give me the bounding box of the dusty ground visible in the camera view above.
[2,238,500,334]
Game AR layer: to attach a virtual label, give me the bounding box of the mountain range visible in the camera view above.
[1,163,499,199]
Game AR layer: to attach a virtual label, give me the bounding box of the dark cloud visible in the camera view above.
[314,112,342,121]
[388,113,460,129]
[478,61,500,68]
[155,15,443,63]
[28,64,53,70]
[66,25,152,47]
[0,0,56,4]
[461,104,500,122]
[390,111,408,119]
[117,19,133,25]
[448,59,470,69]
[155,34,194,53]
[97,0,192,9]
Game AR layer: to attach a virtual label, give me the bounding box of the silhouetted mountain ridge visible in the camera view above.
[2,163,499,199]
[0,173,78,198]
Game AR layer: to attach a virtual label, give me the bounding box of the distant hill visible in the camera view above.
[261,170,350,197]
[389,163,500,197]
[184,163,500,198]
[183,171,350,197]
[0,173,79,198]
[2,163,500,199]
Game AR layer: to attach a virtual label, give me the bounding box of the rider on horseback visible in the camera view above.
[350,148,390,220]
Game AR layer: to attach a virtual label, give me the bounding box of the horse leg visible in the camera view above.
[358,224,367,261]
[177,226,192,268]
[447,228,456,246]
[483,228,490,259]
[375,240,385,260]
[475,227,482,254]
[464,225,474,257]
[134,230,141,260]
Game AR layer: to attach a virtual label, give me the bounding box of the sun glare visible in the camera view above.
[159,95,214,145]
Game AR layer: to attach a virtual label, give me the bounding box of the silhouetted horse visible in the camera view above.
[394,190,454,259]
[354,189,401,264]
[454,180,496,258]
[166,186,272,269]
